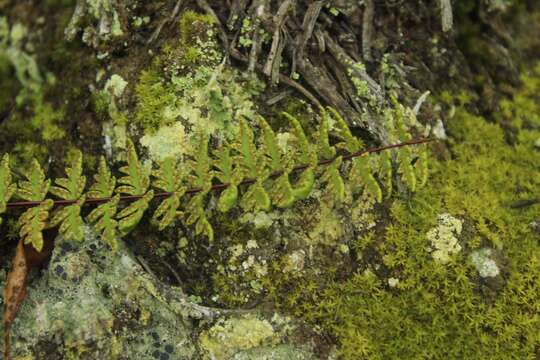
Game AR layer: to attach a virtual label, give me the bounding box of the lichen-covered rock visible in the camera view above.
[0,226,196,359]
[427,213,463,264]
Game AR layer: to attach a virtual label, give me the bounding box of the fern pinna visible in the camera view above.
[0,109,431,252]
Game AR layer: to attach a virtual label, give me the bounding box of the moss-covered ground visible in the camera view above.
[261,65,540,359]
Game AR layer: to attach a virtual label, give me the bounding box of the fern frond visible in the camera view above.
[281,112,312,164]
[18,199,53,252]
[414,147,429,188]
[350,155,383,202]
[397,148,416,192]
[49,150,87,241]
[282,112,317,201]
[316,110,337,159]
[152,158,186,230]
[87,157,119,250]
[378,151,393,198]
[186,193,214,241]
[233,118,270,212]
[259,116,282,172]
[50,150,86,200]
[233,118,266,179]
[240,182,271,212]
[17,159,50,201]
[87,157,116,199]
[117,190,154,236]
[213,146,242,212]
[186,132,214,240]
[0,154,16,225]
[115,139,153,235]
[188,132,213,190]
[50,197,86,241]
[321,156,345,202]
[87,195,120,252]
[116,139,150,196]
[327,107,363,153]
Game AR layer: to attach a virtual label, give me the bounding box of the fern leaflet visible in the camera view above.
[321,156,346,202]
[186,132,214,240]
[87,157,119,250]
[116,139,153,235]
[0,154,16,225]
[213,146,242,212]
[49,150,86,241]
[152,158,186,230]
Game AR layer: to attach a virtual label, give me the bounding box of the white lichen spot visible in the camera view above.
[283,250,306,273]
[388,277,400,288]
[139,122,190,163]
[471,248,500,278]
[246,240,258,249]
[427,213,463,264]
[104,74,128,98]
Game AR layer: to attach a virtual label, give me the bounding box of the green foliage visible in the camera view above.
[49,150,86,241]
[152,157,186,230]
[350,155,383,202]
[16,159,52,251]
[0,154,16,225]
[1,107,425,251]
[186,132,214,241]
[213,146,241,212]
[116,139,153,235]
[87,157,119,251]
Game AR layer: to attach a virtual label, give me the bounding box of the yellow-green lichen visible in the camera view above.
[199,315,276,360]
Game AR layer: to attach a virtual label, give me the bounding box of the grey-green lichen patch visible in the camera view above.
[139,121,191,163]
[470,248,500,278]
[427,213,463,264]
[0,226,196,359]
[65,0,127,48]
[199,313,314,360]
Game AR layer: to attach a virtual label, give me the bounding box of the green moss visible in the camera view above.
[285,65,540,359]
[134,70,175,131]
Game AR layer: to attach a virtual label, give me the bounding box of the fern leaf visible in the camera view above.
[397,148,416,192]
[152,158,186,230]
[321,156,345,202]
[350,155,383,203]
[282,112,317,201]
[186,193,214,241]
[213,146,242,213]
[18,199,53,252]
[48,150,87,241]
[414,147,429,188]
[50,197,86,241]
[87,157,116,198]
[316,110,337,159]
[281,112,312,164]
[17,159,50,201]
[292,168,315,201]
[87,194,120,252]
[270,173,295,208]
[233,118,264,179]
[240,182,271,212]
[0,154,16,225]
[378,151,393,198]
[327,107,363,153]
[117,190,154,236]
[50,150,86,200]
[116,139,150,196]
[259,116,282,172]
[188,132,213,190]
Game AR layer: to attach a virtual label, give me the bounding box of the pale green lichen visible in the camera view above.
[470,248,500,278]
[139,122,191,163]
[427,213,463,264]
[104,74,128,98]
[199,315,276,360]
